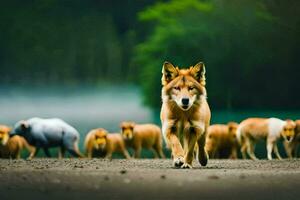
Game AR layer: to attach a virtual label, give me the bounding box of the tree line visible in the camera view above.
[134,0,300,110]
[0,0,299,110]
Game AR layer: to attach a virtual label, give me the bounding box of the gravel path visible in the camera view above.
[1,159,300,200]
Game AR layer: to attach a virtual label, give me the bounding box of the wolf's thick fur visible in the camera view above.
[284,120,300,158]
[120,122,165,158]
[160,61,211,168]
[205,122,239,159]
[237,118,295,160]
[0,125,34,159]
[85,128,130,159]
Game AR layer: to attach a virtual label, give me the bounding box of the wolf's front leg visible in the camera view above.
[182,127,199,169]
[165,126,184,167]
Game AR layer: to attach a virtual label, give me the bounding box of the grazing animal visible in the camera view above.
[84,128,130,159]
[284,120,300,158]
[237,118,295,160]
[205,122,239,159]
[0,125,34,159]
[11,117,84,159]
[160,61,211,168]
[120,122,165,158]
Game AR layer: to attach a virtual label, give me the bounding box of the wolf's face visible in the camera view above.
[93,129,108,150]
[120,122,135,140]
[281,120,296,142]
[0,126,11,146]
[227,122,239,142]
[162,62,207,111]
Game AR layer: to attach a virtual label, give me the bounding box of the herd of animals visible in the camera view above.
[0,61,300,169]
[0,117,299,162]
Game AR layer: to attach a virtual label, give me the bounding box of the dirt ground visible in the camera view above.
[0,158,300,200]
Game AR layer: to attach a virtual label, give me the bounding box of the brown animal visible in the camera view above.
[160,61,211,168]
[0,125,34,159]
[205,122,239,159]
[284,120,300,158]
[84,128,130,159]
[237,118,295,160]
[120,122,165,158]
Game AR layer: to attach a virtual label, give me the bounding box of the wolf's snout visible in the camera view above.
[182,98,189,106]
[286,136,291,141]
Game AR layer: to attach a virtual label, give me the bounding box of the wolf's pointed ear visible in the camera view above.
[162,61,178,85]
[191,62,206,86]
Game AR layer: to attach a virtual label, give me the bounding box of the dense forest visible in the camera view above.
[0,0,299,110]
[0,0,156,84]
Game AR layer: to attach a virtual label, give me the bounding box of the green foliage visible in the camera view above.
[134,0,300,110]
[0,0,155,85]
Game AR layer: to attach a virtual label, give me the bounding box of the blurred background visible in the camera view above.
[0,0,299,158]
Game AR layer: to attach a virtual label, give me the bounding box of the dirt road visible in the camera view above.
[1,159,300,200]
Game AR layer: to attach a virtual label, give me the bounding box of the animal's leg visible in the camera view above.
[197,133,208,166]
[27,147,39,160]
[246,139,258,160]
[119,142,131,159]
[122,149,131,159]
[24,142,35,159]
[273,143,282,160]
[58,147,66,159]
[65,140,84,158]
[154,138,166,158]
[16,147,21,159]
[266,140,274,160]
[156,146,166,159]
[85,145,93,159]
[163,121,184,167]
[67,148,81,157]
[134,145,141,158]
[182,128,198,168]
[283,141,293,158]
[43,148,52,158]
[240,142,248,159]
[167,133,184,167]
[229,146,238,159]
[150,147,159,158]
[105,151,113,160]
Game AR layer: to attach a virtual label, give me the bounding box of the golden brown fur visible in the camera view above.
[284,120,300,158]
[160,61,211,168]
[120,122,165,158]
[0,125,34,159]
[237,118,296,160]
[205,122,238,159]
[84,128,130,159]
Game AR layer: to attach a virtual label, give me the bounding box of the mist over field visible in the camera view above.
[0,85,152,132]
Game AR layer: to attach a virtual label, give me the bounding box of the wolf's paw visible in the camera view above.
[181,163,193,169]
[173,156,184,168]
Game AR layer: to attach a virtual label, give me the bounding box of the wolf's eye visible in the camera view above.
[188,86,194,91]
[173,86,180,91]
